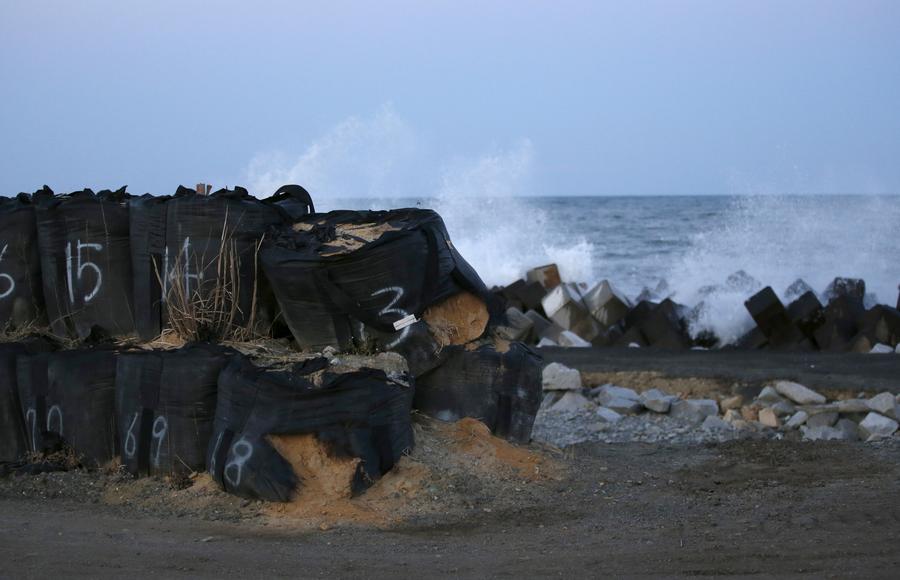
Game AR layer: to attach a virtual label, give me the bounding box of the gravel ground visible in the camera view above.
[532,408,774,448]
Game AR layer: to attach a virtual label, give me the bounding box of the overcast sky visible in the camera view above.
[1,1,898,197]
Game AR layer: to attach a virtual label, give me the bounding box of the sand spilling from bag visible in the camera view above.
[424,291,489,347]
[313,222,401,256]
[262,417,563,529]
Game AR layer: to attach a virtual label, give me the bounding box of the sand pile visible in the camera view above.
[424,291,490,347]
[263,416,563,529]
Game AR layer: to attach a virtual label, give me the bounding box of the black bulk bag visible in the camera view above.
[115,343,234,476]
[16,349,118,466]
[34,187,135,339]
[261,209,497,375]
[208,354,415,502]
[0,338,54,461]
[0,192,45,328]
[129,185,311,341]
[413,341,543,443]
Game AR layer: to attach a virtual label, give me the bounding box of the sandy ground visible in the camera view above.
[2,438,898,578]
[2,348,899,578]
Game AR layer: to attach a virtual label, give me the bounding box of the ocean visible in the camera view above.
[315,194,900,344]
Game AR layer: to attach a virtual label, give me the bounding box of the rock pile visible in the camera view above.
[494,267,900,352]
[534,363,900,447]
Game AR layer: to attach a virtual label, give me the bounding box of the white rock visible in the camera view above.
[785,411,809,429]
[801,425,852,441]
[541,362,582,391]
[550,391,595,413]
[867,392,899,420]
[758,407,780,428]
[773,381,826,405]
[701,415,732,431]
[540,392,560,410]
[723,409,742,423]
[835,399,870,414]
[835,418,859,441]
[858,412,899,441]
[869,343,894,354]
[669,399,719,424]
[640,388,678,413]
[627,342,641,348]
[536,337,558,348]
[756,386,784,405]
[557,330,592,348]
[595,407,623,423]
[771,400,796,417]
[594,384,640,405]
[806,412,838,428]
[604,397,643,415]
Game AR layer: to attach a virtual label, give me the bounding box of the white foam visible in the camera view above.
[663,195,900,343]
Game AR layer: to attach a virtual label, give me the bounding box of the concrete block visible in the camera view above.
[496,307,534,342]
[640,388,678,413]
[857,305,900,346]
[786,291,825,343]
[623,300,657,330]
[784,278,815,302]
[725,270,762,293]
[823,277,866,305]
[858,412,899,440]
[499,279,527,310]
[541,284,599,341]
[583,280,632,327]
[526,264,561,291]
[525,309,565,344]
[591,325,623,347]
[813,295,865,351]
[613,326,647,348]
[557,330,592,348]
[744,286,792,339]
[773,380,826,405]
[541,362,582,391]
[518,281,548,312]
[640,299,691,350]
[735,327,768,350]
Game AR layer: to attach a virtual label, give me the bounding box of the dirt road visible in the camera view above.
[2,438,898,578]
[2,348,899,578]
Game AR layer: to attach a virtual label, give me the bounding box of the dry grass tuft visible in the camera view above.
[160,217,266,343]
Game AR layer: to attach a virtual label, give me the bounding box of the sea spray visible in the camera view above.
[243,108,900,346]
[431,141,594,287]
[664,195,900,343]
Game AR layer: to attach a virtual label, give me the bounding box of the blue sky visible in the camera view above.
[1,1,898,197]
